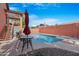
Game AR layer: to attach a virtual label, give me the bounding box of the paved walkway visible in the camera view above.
[0,37,17,55]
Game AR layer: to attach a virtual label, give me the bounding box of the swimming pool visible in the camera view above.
[31,34,63,43]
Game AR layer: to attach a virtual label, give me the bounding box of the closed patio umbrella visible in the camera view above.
[21,10,33,52]
[23,11,31,35]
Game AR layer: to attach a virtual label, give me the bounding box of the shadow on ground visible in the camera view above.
[19,47,79,56]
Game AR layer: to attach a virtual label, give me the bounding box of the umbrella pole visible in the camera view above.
[27,35,33,51]
[29,38,33,51]
[27,35,29,49]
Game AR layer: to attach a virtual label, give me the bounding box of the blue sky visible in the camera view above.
[9,3,79,27]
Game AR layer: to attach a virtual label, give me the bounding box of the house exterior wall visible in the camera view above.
[0,3,8,39]
[0,3,24,40]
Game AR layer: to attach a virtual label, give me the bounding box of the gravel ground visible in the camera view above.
[19,47,79,56]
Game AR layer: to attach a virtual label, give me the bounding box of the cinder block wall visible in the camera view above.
[76,23,79,38]
[30,28,39,34]
[39,23,79,39]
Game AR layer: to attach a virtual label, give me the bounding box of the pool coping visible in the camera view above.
[35,33,79,46]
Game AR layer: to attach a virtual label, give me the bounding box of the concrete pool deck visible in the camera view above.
[32,41,79,54]
[0,35,79,56]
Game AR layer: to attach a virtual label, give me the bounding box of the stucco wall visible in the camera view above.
[0,9,6,32]
[0,3,8,39]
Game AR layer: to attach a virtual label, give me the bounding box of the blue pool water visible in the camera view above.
[31,34,63,43]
